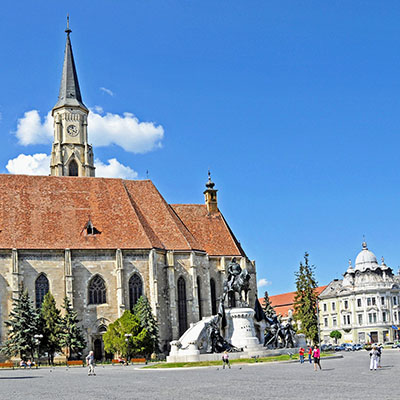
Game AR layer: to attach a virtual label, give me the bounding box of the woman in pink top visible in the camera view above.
[312,345,321,371]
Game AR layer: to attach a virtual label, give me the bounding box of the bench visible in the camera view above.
[0,362,14,369]
[130,358,146,363]
[67,360,84,367]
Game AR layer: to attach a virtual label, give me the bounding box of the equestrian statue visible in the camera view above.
[222,257,251,306]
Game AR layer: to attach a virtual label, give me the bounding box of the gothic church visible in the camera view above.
[0,25,257,358]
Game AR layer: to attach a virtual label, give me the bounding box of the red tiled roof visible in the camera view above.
[259,286,328,317]
[0,175,243,254]
[171,204,245,256]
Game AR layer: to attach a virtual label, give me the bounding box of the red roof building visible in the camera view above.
[259,286,328,318]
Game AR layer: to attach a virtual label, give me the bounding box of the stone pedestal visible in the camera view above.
[225,307,262,350]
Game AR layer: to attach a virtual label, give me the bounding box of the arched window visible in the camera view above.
[35,274,49,308]
[129,273,143,310]
[210,278,217,315]
[177,277,187,337]
[88,275,107,305]
[197,276,202,320]
[68,159,78,176]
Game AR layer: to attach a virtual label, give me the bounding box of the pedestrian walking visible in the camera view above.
[299,347,305,364]
[370,346,379,371]
[377,345,382,368]
[312,345,321,371]
[308,347,312,364]
[86,350,96,376]
[222,351,231,369]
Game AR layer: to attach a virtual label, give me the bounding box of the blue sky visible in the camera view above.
[2,1,400,296]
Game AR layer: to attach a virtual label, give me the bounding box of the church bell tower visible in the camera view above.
[50,18,95,177]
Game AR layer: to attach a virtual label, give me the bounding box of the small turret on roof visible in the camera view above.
[52,16,88,113]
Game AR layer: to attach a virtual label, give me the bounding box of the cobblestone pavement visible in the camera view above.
[0,350,399,400]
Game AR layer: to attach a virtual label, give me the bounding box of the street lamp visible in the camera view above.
[124,333,132,365]
[33,334,43,369]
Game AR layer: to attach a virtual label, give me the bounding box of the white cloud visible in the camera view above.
[6,153,51,175]
[15,110,53,145]
[14,109,164,154]
[5,153,137,180]
[94,158,138,179]
[93,105,104,114]
[89,111,164,153]
[100,87,114,96]
[257,278,271,288]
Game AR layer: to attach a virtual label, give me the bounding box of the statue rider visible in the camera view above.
[226,257,242,291]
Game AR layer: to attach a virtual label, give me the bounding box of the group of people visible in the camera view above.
[369,345,382,371]
[298,345,321,371]
[19,359,35,368]
[299,343,383,372]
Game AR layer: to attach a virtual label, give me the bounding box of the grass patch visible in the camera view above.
[144,352,333,369]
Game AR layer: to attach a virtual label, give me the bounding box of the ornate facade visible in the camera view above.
[319,242,400,344]
[0,26,257,359]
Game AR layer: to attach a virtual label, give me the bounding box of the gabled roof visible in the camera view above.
[53,29,87,112]
[0,175,242,255]
[171,204,245,257]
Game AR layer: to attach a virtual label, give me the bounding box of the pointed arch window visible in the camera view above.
[35,274,49,308]
[197,276,202,320]
[129,273,143,310]
[68,159,78,176]
[177,277,188,337]
[210,278,217,315]
[88,275,106,305]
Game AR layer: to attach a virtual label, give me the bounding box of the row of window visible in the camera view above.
[36,273,144,310]
[322,295,400,312]
[323,311,399,327]
[34,273,219,338]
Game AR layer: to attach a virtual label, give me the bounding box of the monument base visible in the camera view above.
[224,307,263,351]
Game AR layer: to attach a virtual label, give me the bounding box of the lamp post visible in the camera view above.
[33,334,43,369]
[124,333,132,365]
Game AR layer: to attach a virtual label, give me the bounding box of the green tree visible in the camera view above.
[59,297,86,361]
[134,296,159,355]
[293,252,319,344]
[103,310,149,360]
[41,292,62,365]
[262,291,276,318]
[330,330,342,344]
[3,291,40,360]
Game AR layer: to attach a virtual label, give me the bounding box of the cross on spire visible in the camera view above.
[65,14,71,35]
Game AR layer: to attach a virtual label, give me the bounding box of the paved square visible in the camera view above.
[0,350,398,399]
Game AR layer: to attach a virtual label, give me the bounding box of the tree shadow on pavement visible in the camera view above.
[0,376,42,379]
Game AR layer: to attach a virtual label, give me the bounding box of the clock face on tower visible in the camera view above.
[67,124,79,137]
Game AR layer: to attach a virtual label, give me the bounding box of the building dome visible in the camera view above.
[354,241,378,272]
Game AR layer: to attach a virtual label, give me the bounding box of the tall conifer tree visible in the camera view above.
[262,290,276,318]
[293,252,319,344]
[59,297,86,360]
[41,292,62,365]
[134,296,159,355]
[3,291,40,360]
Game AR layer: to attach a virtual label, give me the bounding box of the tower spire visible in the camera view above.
[204,170,218,214]
[52,17,87,113]
[50,21,95,177]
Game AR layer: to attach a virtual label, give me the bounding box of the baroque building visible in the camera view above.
[319,242,400,344]
[0,26,257,359]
